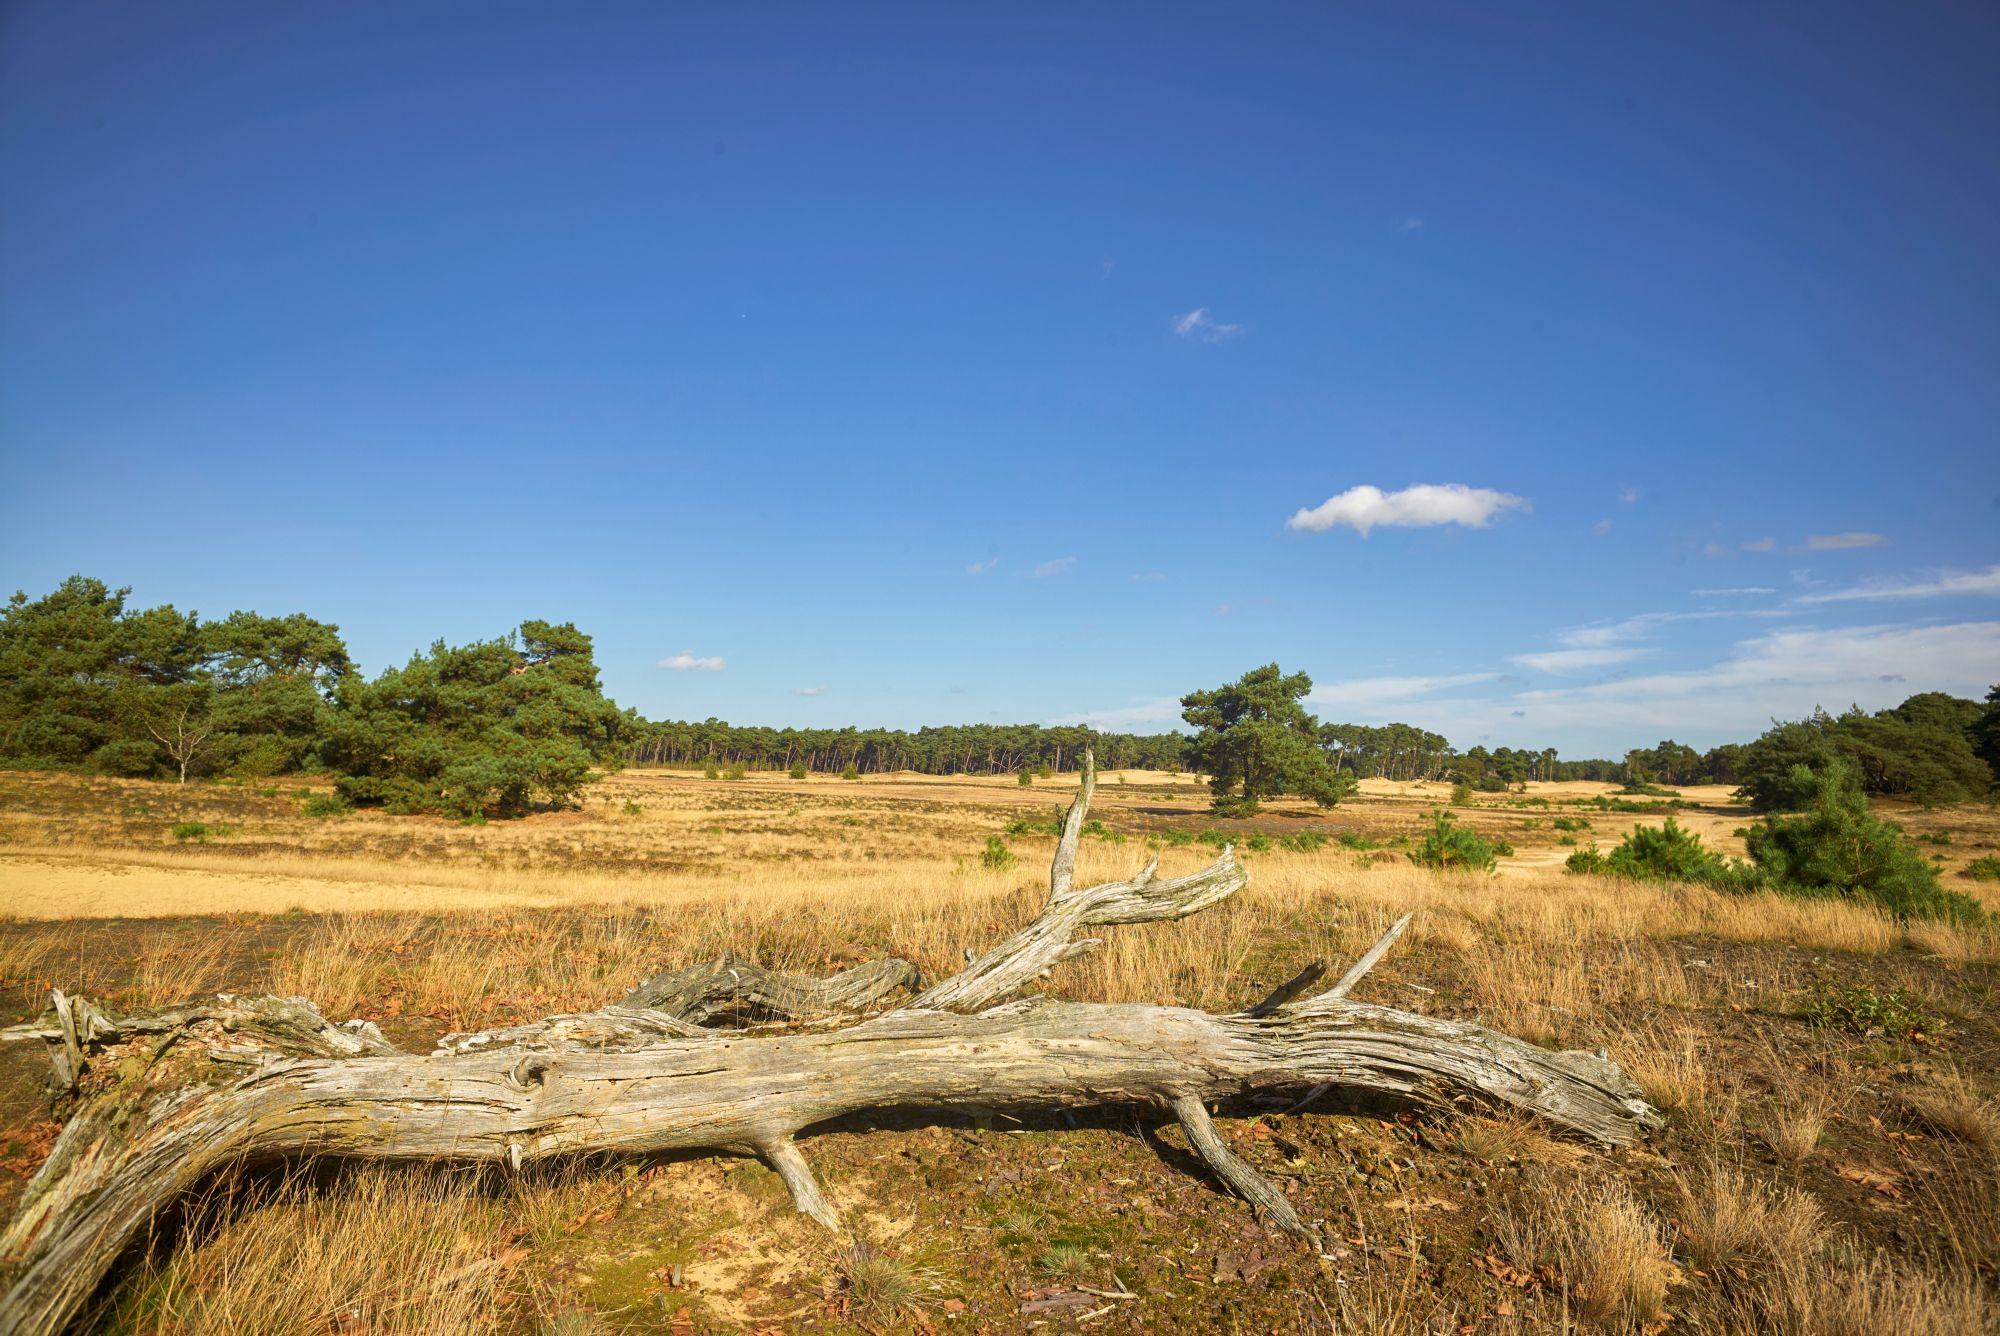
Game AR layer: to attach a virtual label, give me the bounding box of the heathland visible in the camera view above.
[1,764,1996,1333]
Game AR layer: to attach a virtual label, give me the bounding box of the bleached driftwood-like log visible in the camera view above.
[0,753,1658,1336]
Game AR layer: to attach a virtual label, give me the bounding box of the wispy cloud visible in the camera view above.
[1591,519,1612,536]
[1029,556,1076,578]
[1801,531,1887,551]
[1398,216,1425,233]
[966,557,999,576]
[1509,647,1651,674]
[1170,308,1243,342]
[1741,537,1776,552]
[1048,696,1182,730]
[1691,587,1777,597]
[1287,483,1528,537]
[1505,622,2000,734]
[1618,487,1640,504]
[1795,563,2000,605]
[1306,672,1499,710]
[1550,607,1786,651]
[658,650,726,672]
[1129,571,1167,582]
[795,684,828,696]
[1510,607,1790,674]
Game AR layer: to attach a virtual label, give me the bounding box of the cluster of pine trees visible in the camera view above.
[0,577,634,817]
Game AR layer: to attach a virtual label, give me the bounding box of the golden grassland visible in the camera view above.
[0,766,1997,1333]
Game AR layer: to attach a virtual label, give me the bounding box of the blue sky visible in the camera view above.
[3,2,1996,756]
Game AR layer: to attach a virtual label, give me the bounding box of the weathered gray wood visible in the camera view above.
[1315,912,1413,1006]
[619,954,920,1024]
[1173,1093,1309,1239]
[0,751,1659,1336]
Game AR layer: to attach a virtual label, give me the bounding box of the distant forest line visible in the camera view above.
[3,576,1995,815]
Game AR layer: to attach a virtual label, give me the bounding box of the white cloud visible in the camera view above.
[1029,556,1076,578]
[1549,607,1787,651]
[1504,622,2000,735]
[1048,696,1183,730]
[1509,607,1792,674]
[1741,537,1775,552]
[1692,587,1777,597]
[1509,647,1652,674]
[658,650,726,672]
[1130,571,1167,582]
[1618,487,1640,504]
[1170,308,1243,342]
[1591,519,1613,536]
[1802,531,1887,550]
[1306,672,1499,710]
[1286,483,1528,537]
[1398,216,1425,232]
[1795,563,2000,605]
[1703,542,1726,556]
[1213,603,1234,616]
[966,557,999,576]
[795,684,828,697]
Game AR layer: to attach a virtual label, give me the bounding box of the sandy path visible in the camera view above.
[0,854,571,920]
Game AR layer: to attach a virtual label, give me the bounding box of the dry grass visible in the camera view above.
[1759,1100,1831,1166]
[1,767,1997,1332]
[1900,1075,2000,1153]
[107,1168,509,1336]
[1495,1175,1675,1330]
[1732,1254,1992,1335]
[1675,1161,1824,1275]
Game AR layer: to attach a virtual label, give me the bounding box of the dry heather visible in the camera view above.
[0,765,1996,1333]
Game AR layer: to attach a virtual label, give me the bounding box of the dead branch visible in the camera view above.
[0,752,1658,1336]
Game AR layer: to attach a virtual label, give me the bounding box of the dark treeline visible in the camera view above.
[4,576,1995,815]
[625,721,1181,776]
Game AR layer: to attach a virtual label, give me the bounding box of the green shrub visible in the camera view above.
[1802,983,1944,1042]
[702,763,719,780]
[979,836,1016,870]
[1565,843,1605,874]
[1244,834,1272,853]
[458,810,488,826]
[1449,781,1474,806]
[1407,810,1498,874]
[1017,770,1034,787]
[1336,831,1382,851]
[90,738,160,778]
[840,764,860,781]
[1196,828,1231,849]
[621,798,644,816]
[722,761,747,781]
[229,735,291,779]
[1963,856,2000,882]
[1604,819,1741,886]
[1278,832,1328,853]
[788,761,808,780]
[170,821,233,842]
[1744,761,1981,923]
[1551,816,1591,833]
[1619,780,1681,798]
[302,793,352,819]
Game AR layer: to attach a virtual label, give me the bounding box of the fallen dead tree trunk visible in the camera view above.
[0,755,1658,1336]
